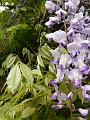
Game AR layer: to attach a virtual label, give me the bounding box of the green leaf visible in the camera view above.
[2,54,16,70]
[22,48,33,65]
[33,84,46,91]
[22,48,33,58]
[1,0,17,4]
[22,48,29,56]
[35,24,43,31]
[65,99,71,108]
[21,7,27,11]
[12,104,23,114]
[21,106,35,118]
[0,101,3,106]
[78,88,85,104]
[60,47,68,54]
[20,62,34,85]
[0,31,4,40]
[7,24,29,32]
[36,96,48,105]
[6,64,21,94]
[39,43,52,61]
[45,71,56,86]
[32,69,42,76]
[0,68,4,76]
[49,64,56,74]
[37,54,44,67]
[59,81,69,94]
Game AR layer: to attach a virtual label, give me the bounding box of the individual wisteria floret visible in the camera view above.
[68,69,82,86]
[55,8,68,16]
[82,85,90,101]
[45,1,56,13]
[71,12,83,23]
[50,47,60,64]
[45,0,90,118]
[78,108,88,116]
[45,16,60,27]
[45,30,67,44]
[65,0,80,14]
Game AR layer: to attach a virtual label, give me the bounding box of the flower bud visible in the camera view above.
[68,92,73,99]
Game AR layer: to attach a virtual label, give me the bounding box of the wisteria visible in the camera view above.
[45,0,90,119]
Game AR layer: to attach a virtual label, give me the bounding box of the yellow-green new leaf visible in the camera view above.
[33,84,46,91]
[6,64,21,94]
[21,106,35,118]
[49,64,56,74]
[20,62,34,85]
[37,54,44,67]
[32,69,42,76]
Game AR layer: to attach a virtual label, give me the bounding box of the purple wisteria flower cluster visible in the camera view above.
[45,0,90,119]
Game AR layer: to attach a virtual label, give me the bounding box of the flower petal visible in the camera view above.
[78,108,88,116]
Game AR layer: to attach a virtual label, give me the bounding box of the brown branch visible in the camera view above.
[61,0,67,32]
